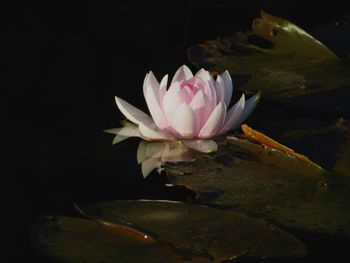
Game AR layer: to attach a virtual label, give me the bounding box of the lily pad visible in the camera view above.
[334,125,350,176]
[165,137,350,237]
[188,11,350,98]
[31,215,211,263]
[76,200,307,262]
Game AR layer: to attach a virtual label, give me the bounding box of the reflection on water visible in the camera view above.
[136,140,198,178]
[105,121,211,178]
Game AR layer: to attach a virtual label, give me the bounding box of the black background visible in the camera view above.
[5,1,350,262]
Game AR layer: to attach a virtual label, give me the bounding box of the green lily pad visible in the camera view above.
[76,200,307,262]
[31,215,210,263]
[188,11,350,98]
[165,137,350,237]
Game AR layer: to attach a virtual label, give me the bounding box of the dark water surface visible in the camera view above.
[7,1,350,262]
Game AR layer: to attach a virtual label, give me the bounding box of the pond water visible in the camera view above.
[9,2,350,262]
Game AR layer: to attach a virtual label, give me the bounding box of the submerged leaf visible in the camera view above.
[76,200,307,262]
[188,11,350,98]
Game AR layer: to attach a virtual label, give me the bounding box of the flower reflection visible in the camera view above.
[136,140,199,178]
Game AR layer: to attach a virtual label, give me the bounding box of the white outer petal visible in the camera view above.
[221,70,233,107]
[104,126,140,137]
[144,74,168,129]
[115,96,153,125]
[139,122,175,141]
[159,74,168,102]
[199,102,226,138]
[142,73,149,98]
[236,91,261,125]
[218,94,245,135]
[214,75,225,104]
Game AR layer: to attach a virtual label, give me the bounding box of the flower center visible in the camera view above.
[181,77,205,92]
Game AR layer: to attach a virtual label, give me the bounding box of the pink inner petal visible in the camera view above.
[189,90,210,128]
[178,86,194,104]
[171,65,193,85]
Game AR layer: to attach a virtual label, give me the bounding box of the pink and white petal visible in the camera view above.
[178,86,194,104]
[218,94,245,135]
[236,91,261,125]
[170,103,197,139]
[221,70,233,107]
[141,158,162,178]
[162,82,182,121]
[147,71,160,92]
[171,65,193,85]
[195,68,215,86]
[182,139,218,153]
[142,73,149,97]
[159,74,168,101]
[214,75,225,104]
[145,75,168,129]
[199,102,226,138]
[139,122,175,141]
[190,90,206,111]
[104,126,140,137]
[115,96,153,125]
[201,81,217,114]
[189,90,211,128]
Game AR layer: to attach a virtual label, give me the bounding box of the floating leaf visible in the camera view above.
[76,200,307,262]
[165,137,350,237]
[241,124,322,169]
[334,123,350,176]
[188,11,350,98]
[31,215,211,263]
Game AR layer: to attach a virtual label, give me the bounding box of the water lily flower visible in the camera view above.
[109,65,260,152]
